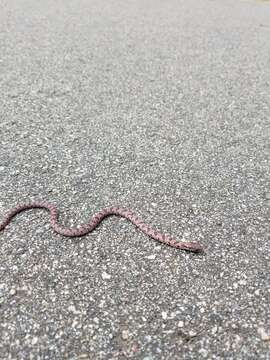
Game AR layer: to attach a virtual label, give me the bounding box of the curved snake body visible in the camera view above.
[0,201,204,253]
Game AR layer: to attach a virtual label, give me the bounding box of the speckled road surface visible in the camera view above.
[0,0,269,359]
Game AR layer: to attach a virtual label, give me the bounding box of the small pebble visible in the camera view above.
[99,300,105,308]
[101,272,111,280]
[121,330,129,340]
[161,311,167,320]
[9,288,16,296]
[198,349,208,357]
[189,330,197,337]
[146,254,156,260]
[68,305,78,314]
[31,337,38,345]
[258,327,270,341]
[144,335,152,342]
[239,279,247,286]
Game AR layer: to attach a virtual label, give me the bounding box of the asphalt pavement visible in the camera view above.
[0,0,269,358]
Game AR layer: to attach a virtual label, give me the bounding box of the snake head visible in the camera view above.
[181,242,204,254]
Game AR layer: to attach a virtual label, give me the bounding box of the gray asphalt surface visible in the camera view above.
[0,0,270,358]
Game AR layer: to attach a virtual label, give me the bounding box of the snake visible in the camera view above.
[0,201,204,253]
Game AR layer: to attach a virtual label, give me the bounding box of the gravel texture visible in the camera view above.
[0,0,269,359]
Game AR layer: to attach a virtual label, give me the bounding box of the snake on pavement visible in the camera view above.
[0,201,204,253]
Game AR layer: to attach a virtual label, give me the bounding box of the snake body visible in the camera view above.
[0,201,204,253]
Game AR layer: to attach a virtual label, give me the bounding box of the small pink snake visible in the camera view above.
[0,201,204,253]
